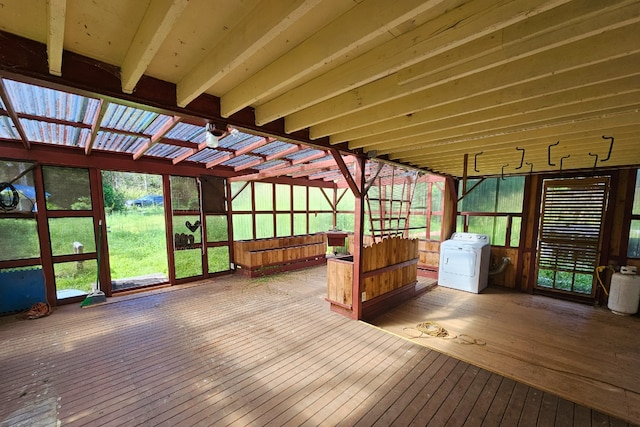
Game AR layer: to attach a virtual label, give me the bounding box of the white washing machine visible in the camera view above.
[438,233,491,293]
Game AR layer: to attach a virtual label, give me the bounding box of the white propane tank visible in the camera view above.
[607,268,640,315]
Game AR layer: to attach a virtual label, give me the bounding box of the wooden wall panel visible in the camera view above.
[489,247,519,289]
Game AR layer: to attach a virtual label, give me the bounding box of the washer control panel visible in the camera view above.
[450,232,490,242]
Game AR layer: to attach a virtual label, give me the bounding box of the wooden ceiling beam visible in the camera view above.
[389,110,640,161]
[287,0,638,132]
[0,79,30,149]
[177,0,322,108]
[346,76,640,149]
[225,0,449,119]
[256,0,570,127]
[121,0,189,94]
[314,22,640,140]
[46,0,66,77]
[366,96,640,156]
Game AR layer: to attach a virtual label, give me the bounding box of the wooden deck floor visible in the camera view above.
[0,266,636,426]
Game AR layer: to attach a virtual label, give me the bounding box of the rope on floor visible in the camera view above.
[403,321,486,346]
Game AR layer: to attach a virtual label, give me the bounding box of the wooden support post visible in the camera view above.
[163,175,176,284]
[442,176,458,240]
[352,156,366,320]
[462,153,468,195]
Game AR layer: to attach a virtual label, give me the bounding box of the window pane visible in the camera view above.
[276,214,291,236]
[629,219,640,258]
[459,179,497,212]
[496,176,525,213]
[173,215,202,246]
[256,214,274,239]
[412,182,427,210]
[510,217,522,247]
[254,182,273,211]
[309,213,332,233]
[0,266,46,313]
[633,173,640,215]
[206,215,228,242]
[293,186,306,210]
[293,213,307,235]
[336,213,354,232]
[208,246,229,273]
[430,215,442,241]
[309,187,331,210]
[431,184,443,212]
[49,217,95,256]
[232,214,252,240]
[337,189,354,211]
[0,160,38,212]
[275,184,290,211]
[408,214,426,239]
[0,218,40,261]
[171,176,199,211]
[231,182,251,211]
[43,166,91,210]
[55,260,97,299]
[174,249,202,279]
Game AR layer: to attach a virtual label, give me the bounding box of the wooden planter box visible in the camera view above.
[234,233,327,277]
[326,237,419,320]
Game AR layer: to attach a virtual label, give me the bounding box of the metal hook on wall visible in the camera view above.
[525,162,533,174]
[474,151,483,173]
[501,164,509,180]
[601,135,614,162]
[588,152,599,170]
[515,147,525,169]
[560,154,570,172]
[548,141,560,166]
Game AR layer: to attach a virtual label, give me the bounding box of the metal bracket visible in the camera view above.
[515,147,525,169]
[525,162,533,174]
[560,155,570,172]
[548,141,560,166]
[474,151,483,173]
[601,135,614,162]
[501,164,509,180]
[588,152,599,169]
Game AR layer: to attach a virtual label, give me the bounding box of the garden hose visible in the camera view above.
[595,265,613,297]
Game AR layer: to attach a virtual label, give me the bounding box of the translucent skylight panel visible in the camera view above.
[95,131,146,153]
[4,79,97,123]
[165,122,204,142]
[254,140,292,155]
[223,154,256,168]
[102,103,160,133]
[0,116,19,139]
[20,119,86,146]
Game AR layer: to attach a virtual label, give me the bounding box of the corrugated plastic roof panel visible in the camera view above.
[0,116,18,139]
[94,131,147,153]
[101,103,160,134]
[253,140,293,156]
[218,132,262,150]
[20,118,87,146]
[254,159,287,170]
[4,79,98,123]
[146,143,186,158]
[222,154,257,168]
[165,122,204,142]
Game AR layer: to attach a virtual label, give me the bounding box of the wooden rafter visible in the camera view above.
[178,0,321,108]
[229,157,352,182]
[46,0,66,77]
[85,99,107,155]
[205,136,272,168]
[121,0,189,94]
[0,79,30,149]
[133,116,181,160]
[264,144,303,162]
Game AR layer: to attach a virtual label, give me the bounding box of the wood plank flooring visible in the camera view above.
[0,266,636,426]
[370,283,640,425]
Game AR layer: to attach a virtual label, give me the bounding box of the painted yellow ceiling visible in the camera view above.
[0,0,638,178]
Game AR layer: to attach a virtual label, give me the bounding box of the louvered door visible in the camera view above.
[535,177,609,297]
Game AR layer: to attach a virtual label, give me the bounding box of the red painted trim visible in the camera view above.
[33,165,56,306]
[0,258,41,269]
[163,175,176,284]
